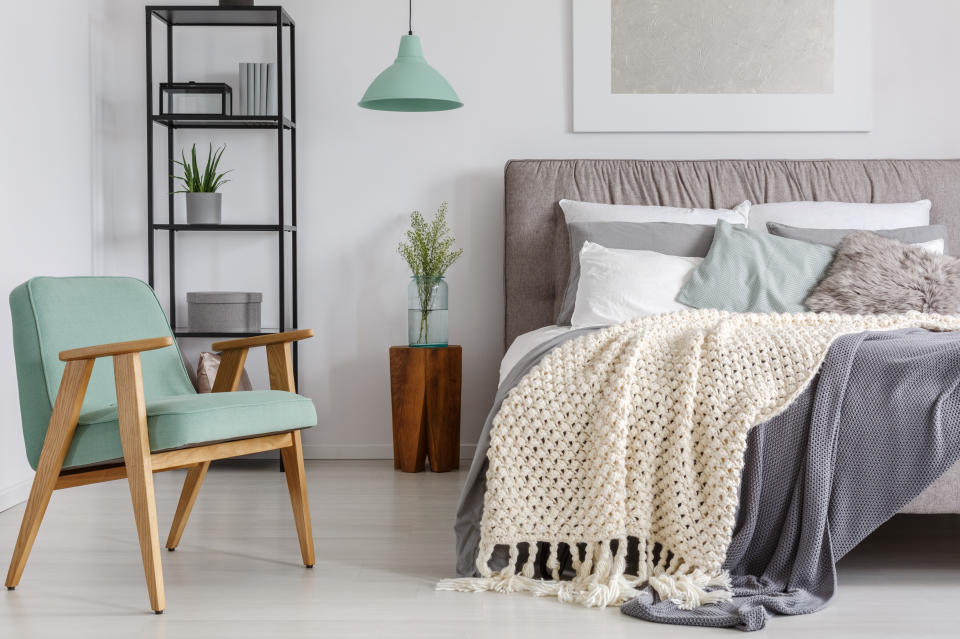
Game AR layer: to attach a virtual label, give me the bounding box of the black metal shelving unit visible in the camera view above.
[145,4,298,379]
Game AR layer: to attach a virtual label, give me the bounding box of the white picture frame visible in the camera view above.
[572,0,873,132]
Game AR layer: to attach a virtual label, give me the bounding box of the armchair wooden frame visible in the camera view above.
[4,329,316,614]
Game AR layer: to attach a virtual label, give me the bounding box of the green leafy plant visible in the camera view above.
[173,143,232,193]
[398,202,463,342]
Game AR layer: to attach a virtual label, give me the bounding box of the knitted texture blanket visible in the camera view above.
[439,310,960,609]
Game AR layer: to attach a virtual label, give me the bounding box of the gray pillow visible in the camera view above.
[557,221,716,325]
[676,220,836,313]
[766,222,949,251]
[805,232,960,314]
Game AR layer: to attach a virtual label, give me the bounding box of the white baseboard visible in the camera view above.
[302,443,477,461]
[0,478,32,513]
[0,448,479,506]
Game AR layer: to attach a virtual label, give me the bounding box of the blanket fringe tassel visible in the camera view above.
[437,538,732,610]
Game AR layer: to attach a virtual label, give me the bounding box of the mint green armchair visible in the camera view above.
[4,276,317,613]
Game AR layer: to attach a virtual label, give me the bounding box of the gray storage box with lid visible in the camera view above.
[187,291,262,332]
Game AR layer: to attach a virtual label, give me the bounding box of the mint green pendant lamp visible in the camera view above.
[358,0,462,112]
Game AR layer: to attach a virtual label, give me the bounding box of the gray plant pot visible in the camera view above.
[185,192,222,224]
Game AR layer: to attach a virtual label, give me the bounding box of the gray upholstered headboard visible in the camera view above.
[504,159,960,347]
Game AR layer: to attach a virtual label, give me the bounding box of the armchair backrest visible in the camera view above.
[9,277,195,468]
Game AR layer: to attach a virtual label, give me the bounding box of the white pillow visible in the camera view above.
[748,200,931,232]
[559,199,750,226]
[571,242,700,328]
[916,238,945,254]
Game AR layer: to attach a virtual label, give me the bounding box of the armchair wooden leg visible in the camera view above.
[114,353,165,614]
[165,461,210,551]
[5,360,94,590]
[280,430,315,567]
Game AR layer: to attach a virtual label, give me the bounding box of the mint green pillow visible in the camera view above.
[676,220,836,312]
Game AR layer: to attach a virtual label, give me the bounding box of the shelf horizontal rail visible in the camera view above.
[153,224,296,232]
[151,115,294,130]
[173,327,298,338]
[148,6,295,27]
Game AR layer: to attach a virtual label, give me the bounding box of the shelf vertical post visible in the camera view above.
[290,21,299,385]
[146,9,154,286]
[276,9,286,335]
[277,8,288,473]
[166,22,177,329]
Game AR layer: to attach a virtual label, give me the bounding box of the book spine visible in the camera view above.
[267,62,277,116]
[259,63,268,116]
[254,63,262,116]
[247,63,255,116]
[238,63,247,116]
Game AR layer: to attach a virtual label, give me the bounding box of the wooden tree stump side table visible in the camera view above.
[389,345,462,473]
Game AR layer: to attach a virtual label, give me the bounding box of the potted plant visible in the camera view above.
[174,143,232,224]
[398,202,462,347]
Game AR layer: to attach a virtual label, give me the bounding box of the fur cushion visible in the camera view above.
[805,232,960,314]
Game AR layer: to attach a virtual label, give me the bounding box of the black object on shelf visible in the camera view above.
[146,5,299,390]
[160,81,233,115]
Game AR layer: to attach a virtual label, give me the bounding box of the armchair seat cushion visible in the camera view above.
[64,390,317,469]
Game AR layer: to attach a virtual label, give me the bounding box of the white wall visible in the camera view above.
[3,0,960,501]
[0,1,94,509]
[88,0,960,459]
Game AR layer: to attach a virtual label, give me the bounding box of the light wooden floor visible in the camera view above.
[0,460,958,638]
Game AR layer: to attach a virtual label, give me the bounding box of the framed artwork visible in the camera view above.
[572,0,872,132]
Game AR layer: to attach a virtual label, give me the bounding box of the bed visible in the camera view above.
[501,158,960,515]
[445,159,960,630]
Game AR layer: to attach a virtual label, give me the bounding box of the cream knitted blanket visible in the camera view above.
[439,310,960,609]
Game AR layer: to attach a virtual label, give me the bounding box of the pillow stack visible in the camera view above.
[558,197,955,327]
[557,199,750,327]
[559,221,716,324]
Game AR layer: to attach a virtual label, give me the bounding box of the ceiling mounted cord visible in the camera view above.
[409,0,413,35]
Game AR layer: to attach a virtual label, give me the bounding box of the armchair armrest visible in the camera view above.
[59,336,174,362]
[210,329,313,393]
[211,329,314,352]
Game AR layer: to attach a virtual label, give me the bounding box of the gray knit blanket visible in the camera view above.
[454,327,960,631]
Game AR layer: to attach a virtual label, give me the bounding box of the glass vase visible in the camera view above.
[408,276,448,347]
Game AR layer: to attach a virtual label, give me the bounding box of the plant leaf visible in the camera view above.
[173,143,230,193]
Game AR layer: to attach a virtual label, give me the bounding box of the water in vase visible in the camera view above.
[408,276,449,347]
[408,308,448,347]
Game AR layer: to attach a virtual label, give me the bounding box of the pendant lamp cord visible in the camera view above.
[408,0,413,35]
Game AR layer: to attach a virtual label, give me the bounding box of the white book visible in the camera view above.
[238,63,247,116]
[259,63,268,116]
[246,63,255,116]
[253,63,261,116]
[266,62,277,116]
